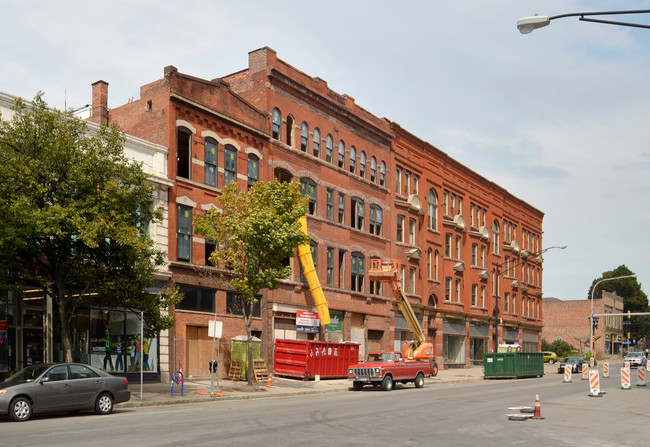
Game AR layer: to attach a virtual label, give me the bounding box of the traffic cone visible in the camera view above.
[532,393,544,419]
[267,372,273,387]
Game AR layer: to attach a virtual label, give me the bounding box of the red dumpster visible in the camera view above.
[274,339,360,379]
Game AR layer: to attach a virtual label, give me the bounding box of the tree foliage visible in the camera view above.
[588,265,649,340]
[194,179,308,383]
[0,94,181,361]
[541,339,577,358]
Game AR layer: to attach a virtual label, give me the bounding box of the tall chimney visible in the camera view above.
[91,80,109,124]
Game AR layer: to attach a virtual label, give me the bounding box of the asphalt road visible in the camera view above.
[1,367,647,446]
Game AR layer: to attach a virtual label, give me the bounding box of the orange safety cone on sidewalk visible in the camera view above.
[267,373,273,387]
[532,393,544,419]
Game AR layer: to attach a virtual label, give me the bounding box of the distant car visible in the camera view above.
[0,363,130,422]
[543,351,558,364]
[558,356,588,374]
[624,351,647,368]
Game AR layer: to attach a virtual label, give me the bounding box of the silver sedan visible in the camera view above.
[0,363,130,422]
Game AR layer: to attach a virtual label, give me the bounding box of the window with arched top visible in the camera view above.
[338,140,345,169]
[326,134,333,163]
[224,145,237,185]
[349,146,356,174]
[286,115,295,146]
[274,168,292,183]
[300,177,317,215]
[428,295,437,308]
[379,161,386,186]
[300,122,309,152]
[313,128,321,158]
[427,189,438,231]
[357,152,365,179]
[370,156,377,182]
[247,154,259,187]
[272,108,281,140]
[492,220,500,255]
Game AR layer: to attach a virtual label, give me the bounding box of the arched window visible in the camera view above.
[428,295,437,308]
[286,115,295,146]
[427,189,438,230]
[204,137,218,187]
[370,156,377,182]
[351,252,365,292]
[272,108,281,140]
[247,154,259,187]
[224,145,237,185]
[177,126,192,179]
[338,140,345,169]
[492,220,500,255]
[326,134,333,163]
[313,128,321,158]
[300,122,309,152]
[379,161,386,186]
[349,146,356,174]
[274,168,292,183]
[359,151,366,178]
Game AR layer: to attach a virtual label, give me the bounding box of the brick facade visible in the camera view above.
[542,291,625,358]
[94,46,545,377]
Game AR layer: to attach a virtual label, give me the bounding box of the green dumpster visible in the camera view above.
[483,352,544,379]
[231,335,261,380]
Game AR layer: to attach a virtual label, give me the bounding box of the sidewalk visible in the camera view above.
[120,365,486,408]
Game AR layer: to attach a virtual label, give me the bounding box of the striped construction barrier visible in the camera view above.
[589,370,602,397]
[589,357,595,367]
[621,367,631,390]
[582,363,589,380]
[603,362,609,378]
[637,366,647,387]
[563,365,572,383]
[625,361,631,370]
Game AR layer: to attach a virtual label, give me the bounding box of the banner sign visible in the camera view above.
[326,312,343,332]
[296,310,320,333]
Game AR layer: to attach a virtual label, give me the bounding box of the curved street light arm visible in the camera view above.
[518,9,650,34]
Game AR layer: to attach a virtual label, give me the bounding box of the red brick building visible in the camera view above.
[542,291,625,358]
[91,47,545,377]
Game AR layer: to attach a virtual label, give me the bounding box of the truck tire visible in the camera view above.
[381,375,394,391]
[414,372,425,388]
[352,381,364,391]
[431,362,439,377]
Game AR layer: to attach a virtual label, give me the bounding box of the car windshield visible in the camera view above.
[627,352,643,358]
[6,365,50,383]
[367,353,395,362]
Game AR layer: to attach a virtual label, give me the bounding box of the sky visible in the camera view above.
[2,1,650,301]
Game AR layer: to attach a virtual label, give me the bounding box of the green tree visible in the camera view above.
[541,339,576,358]
[588,265,649,340]
[0,94,181,362]
[194,180,308,384]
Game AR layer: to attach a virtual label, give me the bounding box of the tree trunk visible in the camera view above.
[56,298,74,362]
[245,309,253,386]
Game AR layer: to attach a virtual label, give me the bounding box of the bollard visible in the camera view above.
[563,365,572,383]
[621,367,631,390]
[582,363,589,380]
[637,366,647,387]
[603,362,609,378]
[589,370,602,397]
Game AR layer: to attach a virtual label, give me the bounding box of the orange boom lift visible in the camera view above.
[368,259,434,362]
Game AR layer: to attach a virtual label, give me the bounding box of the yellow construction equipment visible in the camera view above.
[368,259,434,362]
[297,216,330,325]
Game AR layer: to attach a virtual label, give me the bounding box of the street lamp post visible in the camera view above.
[589,274,637,358]
[517,10,650,34]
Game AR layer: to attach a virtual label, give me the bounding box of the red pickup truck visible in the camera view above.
[348,351,431,391]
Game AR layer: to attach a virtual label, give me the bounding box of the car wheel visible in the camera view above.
[95,393,114,415]
[381,375,394,391]
[431,362,439,377]
[414,373,425,388]
[9,397,32,422]
[548,359,555,364]
[352,381,364,391]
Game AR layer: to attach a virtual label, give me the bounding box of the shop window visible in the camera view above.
[226,292,261,317]
[176,286,216,313]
